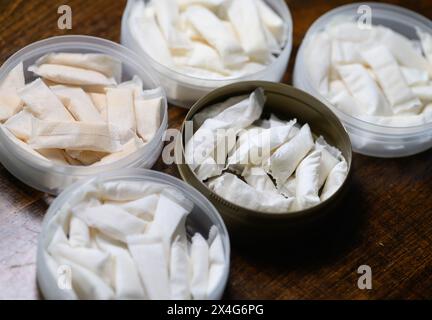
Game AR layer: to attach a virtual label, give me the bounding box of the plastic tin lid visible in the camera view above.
[37,169,231,300]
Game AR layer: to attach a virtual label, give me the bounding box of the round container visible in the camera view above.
[0,36,168,195]
[175,81,353,242]
[121,0,293,108]
[294,2,432,158]
[37,169,230,300]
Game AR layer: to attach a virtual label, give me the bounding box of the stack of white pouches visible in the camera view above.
[0,53,163,166]
[305,21,432,127]
[128,0,288,79]
[185,88,349,213]
[42,179,226,299]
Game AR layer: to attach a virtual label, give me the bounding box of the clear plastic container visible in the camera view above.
[36,169,231,300]
[294,3,432,158]
[0,36,168,195]
[121,0,293,108]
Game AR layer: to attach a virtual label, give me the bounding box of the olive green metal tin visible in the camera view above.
[175,81,353,242]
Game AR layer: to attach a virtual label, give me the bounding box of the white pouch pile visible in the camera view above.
[43,180,225,300]
[305,21,432,127]
[0,53,163,166]
[185,89,349,213]
[128,0,289,79]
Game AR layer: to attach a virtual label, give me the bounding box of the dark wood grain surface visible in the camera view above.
[0,0,431,300]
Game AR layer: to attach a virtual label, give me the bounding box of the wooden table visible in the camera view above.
[0,0,431,300]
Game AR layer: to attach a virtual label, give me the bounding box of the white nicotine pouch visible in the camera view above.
[128,1,173,67]
[65,150,108,166]
[226,0,271,64]
[185,89,264,171]
[400,67,429,86]
[1,127,49,161]
[36,53,122,82]
[336,64,392,116]
[148,192,191,261]
[29,63,117,87]
[88,92,107,113]
[207,226,225,297]
[94,233,146,299]
[184,5,248,67]
[314,136,341,189]
[3,108,34,141]
[18,79,75,121]
[127,234,171,300]
[54,256,115,300]
[195,156,225,182]
[305,33,331,95]
[0,62,25,121]
[328,80,362,116]
[170,236,191,300]
[190,233,209,300]
[74,204,148,243]
[134,87,163,143]
[69,216,90,248]
[51,85,105,123]
[331,40,362,65]
[295,150,322,210]
[91,137,144,166]
[193,95,249,128]
[380,29,432,77]
[96,181,164,202]
[186,42,229,75]
[154,0,190,52]
[361,46,422,115]
[242,166,277,193]
[37,149,71,166]
[29,119,125,153]
[208,173,294,213]
[269,124,314,187]
[321,159,348,201]
[227,121,296,167]
[106,88,137,141]
[49,243,111,281]
[114,194,159,221]
[255,0,286,45]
